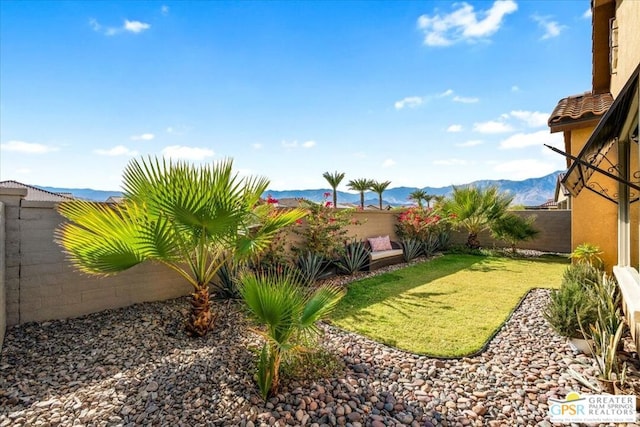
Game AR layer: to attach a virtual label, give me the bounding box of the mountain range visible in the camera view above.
[40,170,561,207]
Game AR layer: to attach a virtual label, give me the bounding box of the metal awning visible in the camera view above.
[549,64,639,203]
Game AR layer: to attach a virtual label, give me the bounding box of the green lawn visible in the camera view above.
[329,254,568,357]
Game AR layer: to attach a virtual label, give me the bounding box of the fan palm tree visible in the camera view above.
[347,178,374,209]
[442,185,513,249]
[239,268,344,398]
[408,189,428,209]
[56,157,306,337]
[490,213,539,254]
[322,171,345,208]
[370,180,391,210]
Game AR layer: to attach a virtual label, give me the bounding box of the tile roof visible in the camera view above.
[0,180,74,202]
[548,91,613,129]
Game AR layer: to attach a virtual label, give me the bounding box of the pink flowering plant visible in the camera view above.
[293,193,361,260]
[396,207,453,254]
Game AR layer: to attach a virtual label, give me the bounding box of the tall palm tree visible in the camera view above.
[56,157,306,337]
[408,189,428,209]
[239,268,344,398]
[347,178,374,209]
[322,171,345,208]
[442,185,513,249]
[370,180,391,210]
[424,194,435,209]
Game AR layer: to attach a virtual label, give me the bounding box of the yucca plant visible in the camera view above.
[239,268,344,398]
[56,157,306,337]
[401,237,423,262]
[336,240,370,275]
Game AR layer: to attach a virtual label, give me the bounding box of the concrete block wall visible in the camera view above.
[0,188,571,347]
[447,210,572,253]
[0,201,5,350]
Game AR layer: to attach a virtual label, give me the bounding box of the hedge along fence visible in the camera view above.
[0,186,570,349]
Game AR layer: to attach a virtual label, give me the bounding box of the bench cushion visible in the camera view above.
[370,248,404,261]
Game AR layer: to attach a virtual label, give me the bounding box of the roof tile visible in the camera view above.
[548,92,613,128]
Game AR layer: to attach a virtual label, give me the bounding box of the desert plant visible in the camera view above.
[490,213,539,254]
[442,185,513,249]
[239,268,344,398]
[297,251,328,285]
[401,238,423,262]
[293,197,359,260]
[56,157,306,337]
[543,280,598,338]
[570,243,604,269]
[422,233,440,257]
[369,180,391,210]
[211,259,244,300]
[322,171,345,209]
[562,262,601,287]
[583,315,625,384]
[336,240,370,275]
[347,178,374,209]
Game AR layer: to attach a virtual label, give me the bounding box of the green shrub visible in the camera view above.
[562,262,600,287]
[543,280,598,338]
[297,251,328,285]
[570,243,604,269]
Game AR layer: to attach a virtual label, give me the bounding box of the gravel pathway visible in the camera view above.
[1,262,639,426]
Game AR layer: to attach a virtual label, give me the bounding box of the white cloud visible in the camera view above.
[130,133,155,141]
[493,159,559,179]
[161,5,170,16]
[439,89,454,97]
[453,95,479,104]
[394,96,424,110]
[382,158,396,168]
[94,145,139,156]
[417,0,518,46]
[473,120,513,134]
[161,145,214,160]
[433,158,468,166]
[90,18,151,36]
[532,15,565,40]
[252,143,263,150]
[0,140,59,154]
[302,140,316,148]
[447,124,463,132]
[499,130,561,149]
[124,20,151,33]
[456,140,483,147]
[583,8,591,19]
[511,85,520,92]
[509,110,548,128]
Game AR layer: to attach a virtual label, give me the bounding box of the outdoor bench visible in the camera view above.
[365,236,404,270]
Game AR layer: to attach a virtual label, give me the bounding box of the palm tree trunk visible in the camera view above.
[378,194,382,210]
[332,189,337,209]
[466,232,481,249]
[360,192,364,209]
[186,286,216,337]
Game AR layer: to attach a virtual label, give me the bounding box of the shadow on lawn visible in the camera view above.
[330,254,485,321]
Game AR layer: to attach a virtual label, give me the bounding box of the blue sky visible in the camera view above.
[1,0,593,191]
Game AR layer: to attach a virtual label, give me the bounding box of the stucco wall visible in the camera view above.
[0,191,191,326]
[610,0,640,97]
[0,202,5,350]
[569,127,620,270]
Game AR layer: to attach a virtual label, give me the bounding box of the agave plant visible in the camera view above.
[56,157,306,337]
[239,268,345,398]
[296,251,328,285]
[336,240,370,275]
[401,237,423,262]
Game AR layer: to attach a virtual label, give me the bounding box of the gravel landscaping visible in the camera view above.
[1,261,639,426]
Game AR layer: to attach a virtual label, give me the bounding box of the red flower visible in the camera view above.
[324,192,332,199]
[296,219,303,225]
[325,201,333,208]
[266,194,278,204]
